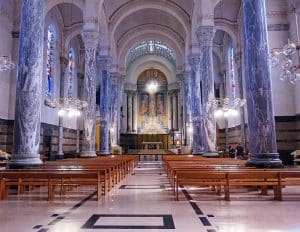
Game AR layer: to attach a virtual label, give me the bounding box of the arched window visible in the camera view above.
[67,47,75,98]
[227,42,236,99]
[46,25,55,100]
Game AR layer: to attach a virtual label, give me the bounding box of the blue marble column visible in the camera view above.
[9,0,45,167]
[183,71,193,146]
[98,56,112,155]
[81,30,98,157]
[188,54,205,155]
[196,26,217,156]
[109,73,119,146]
[242,0,282,167]
[58,56,68,157]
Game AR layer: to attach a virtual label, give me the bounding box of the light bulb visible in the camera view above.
[280,70,292,81]
[269,51,280,67]
[223,111,229,117]
[282,40,297,56]
[58,109,66,117]
[281,58,293,70]
[74,110,81,117]
[214,109,224,118]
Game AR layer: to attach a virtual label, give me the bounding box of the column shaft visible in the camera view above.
[132,92,137,132]
[197,26,217,154]
[81,31,98,157]
[184,71,193,146]
[188,55,205,154]
[98,56,112,155]
[172,92,178,130]
[242,0,282,167]
[127,92,133,132]
[10,0,45,167]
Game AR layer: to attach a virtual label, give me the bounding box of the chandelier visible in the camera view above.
[211,97,246,118]
[47,98,87,117]
[270,2,300,84]
[0,56,15,72]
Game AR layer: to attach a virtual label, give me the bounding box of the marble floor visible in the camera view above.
[1,161,300,232]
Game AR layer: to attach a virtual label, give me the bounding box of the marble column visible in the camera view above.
[76,73,84,153]
[127,91,133,132]
[58,57,68,157]
[118,75,125,142]
[172,92,178,130]
[81,30,98,157]
[196,26,217,155]
[98,56,112,155]
[242,0,282,167]
[132,92,137,133]
[109,73,119,146]
[9,0,45,167]
[183,71,193,146]
[188,54,205,155]
[177,74,184,142]
[168,93,173,130]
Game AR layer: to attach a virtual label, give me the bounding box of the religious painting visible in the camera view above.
[139,93,149,115]
[156,92,165,115]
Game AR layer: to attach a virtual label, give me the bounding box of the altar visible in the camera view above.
[139,141,164,161]
[141,141,163,150]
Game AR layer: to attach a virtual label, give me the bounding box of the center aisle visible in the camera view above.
[49,161,215,232]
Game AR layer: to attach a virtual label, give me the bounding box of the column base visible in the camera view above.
[55,153,65,160]
[80,151,97,158]
[192,150,204,155]
[99,150,110,155]
[203,152,219,158]
[246,153,283,168]
[8,156,43,169]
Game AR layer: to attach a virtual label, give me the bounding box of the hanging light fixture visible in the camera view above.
[270,0,300,84]
[48,97,87,118]
[47,1,87,118]
[211,97,246,118]
[0,56,15,72]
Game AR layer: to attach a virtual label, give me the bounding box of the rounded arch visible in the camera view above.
[45,0,84,16]
[214,22,238,51]
[109,0,189,41]
[117,27,184,73]
[126,54,177,85]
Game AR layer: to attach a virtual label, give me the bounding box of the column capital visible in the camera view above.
[97,55,112,70]
[188,54,201,72]
[196,26,215,46]
[81,30,99,49]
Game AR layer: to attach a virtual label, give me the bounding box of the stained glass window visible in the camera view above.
[46,25,55,100]
[227,42,236,99]
[67,47,75,98]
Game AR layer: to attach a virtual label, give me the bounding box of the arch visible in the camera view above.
[109,0,189,41]
[45,0,84,16]
[117,26,184,73]
[126,54,177,85]
[214,20,238,51]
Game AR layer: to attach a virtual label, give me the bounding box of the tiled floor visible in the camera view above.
[1,161,300,232]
